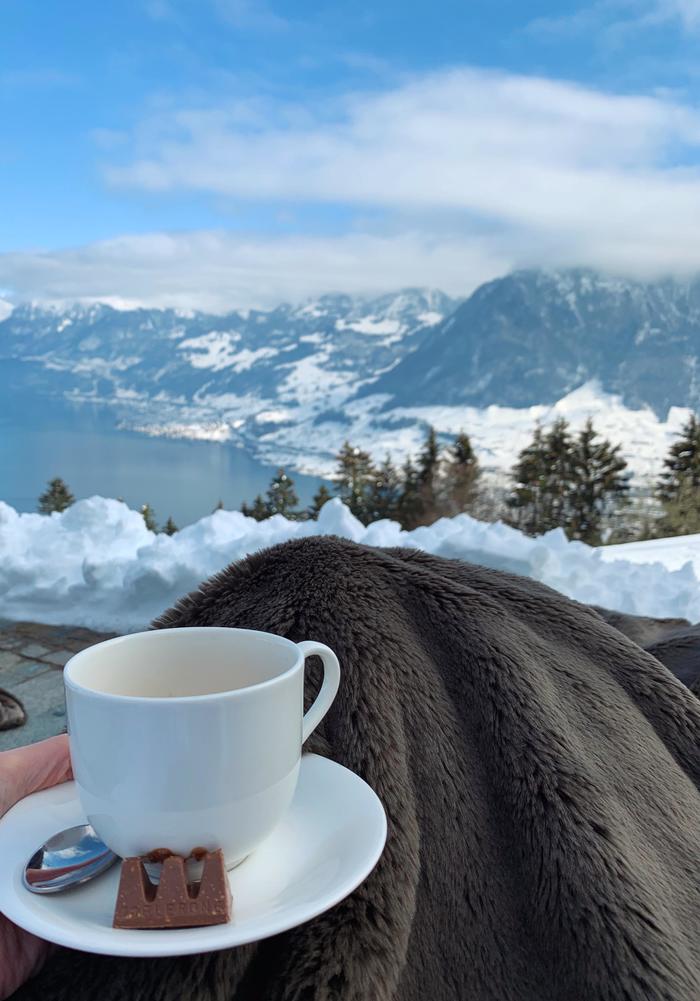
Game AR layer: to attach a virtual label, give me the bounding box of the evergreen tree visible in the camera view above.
[334,441,375,521]
[141,503,158,532]
[266,468,299,518]
[544,418,575,530]
[308,484,333,518]
[509,419,629,542]
[367,456,402,521]
[213,499,225,512]
[568,420,629,544]
[507,426,549,535]
[658,414,700,500]
[657,414,700,535]
[658,476,700,536]
[417,425,440,486]
[38,477,75,514]
[163,516,178,536]
[443,431,480,515]
[241,495,271,521]
[508,421,573,536]
[416,425,441,520]
[397,457,424,530]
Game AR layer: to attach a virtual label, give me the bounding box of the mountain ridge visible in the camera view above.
[370,268,700,417]
[1,271,697,482]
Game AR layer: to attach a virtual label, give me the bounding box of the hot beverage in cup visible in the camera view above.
[64,628,340,868]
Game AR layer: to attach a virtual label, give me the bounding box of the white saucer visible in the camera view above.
[0,754,386,958]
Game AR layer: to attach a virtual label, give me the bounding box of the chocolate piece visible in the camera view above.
[113,849,232,929]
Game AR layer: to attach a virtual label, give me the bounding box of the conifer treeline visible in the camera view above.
[241,417,699,543]
[35,414,700,543]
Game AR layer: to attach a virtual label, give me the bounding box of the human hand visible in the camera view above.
[0,735,72,1000]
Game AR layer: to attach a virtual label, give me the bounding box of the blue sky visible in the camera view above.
[3,0,700,309]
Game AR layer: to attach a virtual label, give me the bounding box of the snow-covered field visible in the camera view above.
[130,381,692,485]
[1,496,698,633]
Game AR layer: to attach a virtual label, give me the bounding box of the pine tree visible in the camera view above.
[213,499,225,512]
[443,431,480,515]
[657,414,700,535]
[507,426,547,535]
[417,426,440,486]
[141,503,157,532]
[509,420,629,542]
[266,468,299,518]
[38,477,75,514]
[508,421,573,536]
[658,476,700,536]
[367,456,401,521]
[334,441,375,521]
[544,419,575,530]
[252,495,270,520]
[241,495,271,521]
[397,457,424,530]
[567,419,629,544]
[162,516,178,535]
[658,414,700,499]
[416,425,441,520]
[308,484,333,518]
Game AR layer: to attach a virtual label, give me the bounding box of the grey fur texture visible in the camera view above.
[645,625,700,696]
[590,605,691,647]
[593,606,700,695]
[15,538,700,1001]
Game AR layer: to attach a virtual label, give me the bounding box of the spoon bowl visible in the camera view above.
[23,824,117,894]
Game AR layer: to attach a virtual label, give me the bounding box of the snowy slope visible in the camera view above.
[600,533,700,576]
[273,381,691,481]
[1,497,698,632]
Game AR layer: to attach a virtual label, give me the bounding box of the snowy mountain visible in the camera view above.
[372,269,700,415]
[0,288,451,412]
[0,272,697,481]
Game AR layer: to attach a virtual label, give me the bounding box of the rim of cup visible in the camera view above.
[63,626,305,705]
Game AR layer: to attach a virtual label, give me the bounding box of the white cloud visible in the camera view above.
[0,230,511,312]
[9,66,700,310]
[655,0,700,29]
[102,67,700,283]
[530,0,700,36]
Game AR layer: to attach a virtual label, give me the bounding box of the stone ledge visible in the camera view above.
[0,620,117,750]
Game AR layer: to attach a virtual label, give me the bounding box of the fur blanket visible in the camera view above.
[594,606,700,695]
[645,625,700,697]
[17,538,700,1001]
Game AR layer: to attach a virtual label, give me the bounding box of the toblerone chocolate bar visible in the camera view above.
[113,848,232,929]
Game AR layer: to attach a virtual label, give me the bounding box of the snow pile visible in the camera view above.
[1,496,699,633]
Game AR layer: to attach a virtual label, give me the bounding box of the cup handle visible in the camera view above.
[297,641,341,743]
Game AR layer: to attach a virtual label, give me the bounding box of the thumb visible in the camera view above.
[0,735,73,817]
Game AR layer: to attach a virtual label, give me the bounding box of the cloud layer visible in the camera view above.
[6,66,700,308]
[0,230,511,311]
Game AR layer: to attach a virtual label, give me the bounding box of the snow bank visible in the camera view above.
[1,496,698,633]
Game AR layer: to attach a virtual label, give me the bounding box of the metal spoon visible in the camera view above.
[23,824,118,894]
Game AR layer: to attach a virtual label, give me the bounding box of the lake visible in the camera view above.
[0,380,325,526]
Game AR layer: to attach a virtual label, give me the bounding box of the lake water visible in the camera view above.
[0,379,324,526]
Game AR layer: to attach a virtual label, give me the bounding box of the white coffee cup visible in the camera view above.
[64,627,340,867]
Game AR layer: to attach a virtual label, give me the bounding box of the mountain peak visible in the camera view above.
[370,268,700,416]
